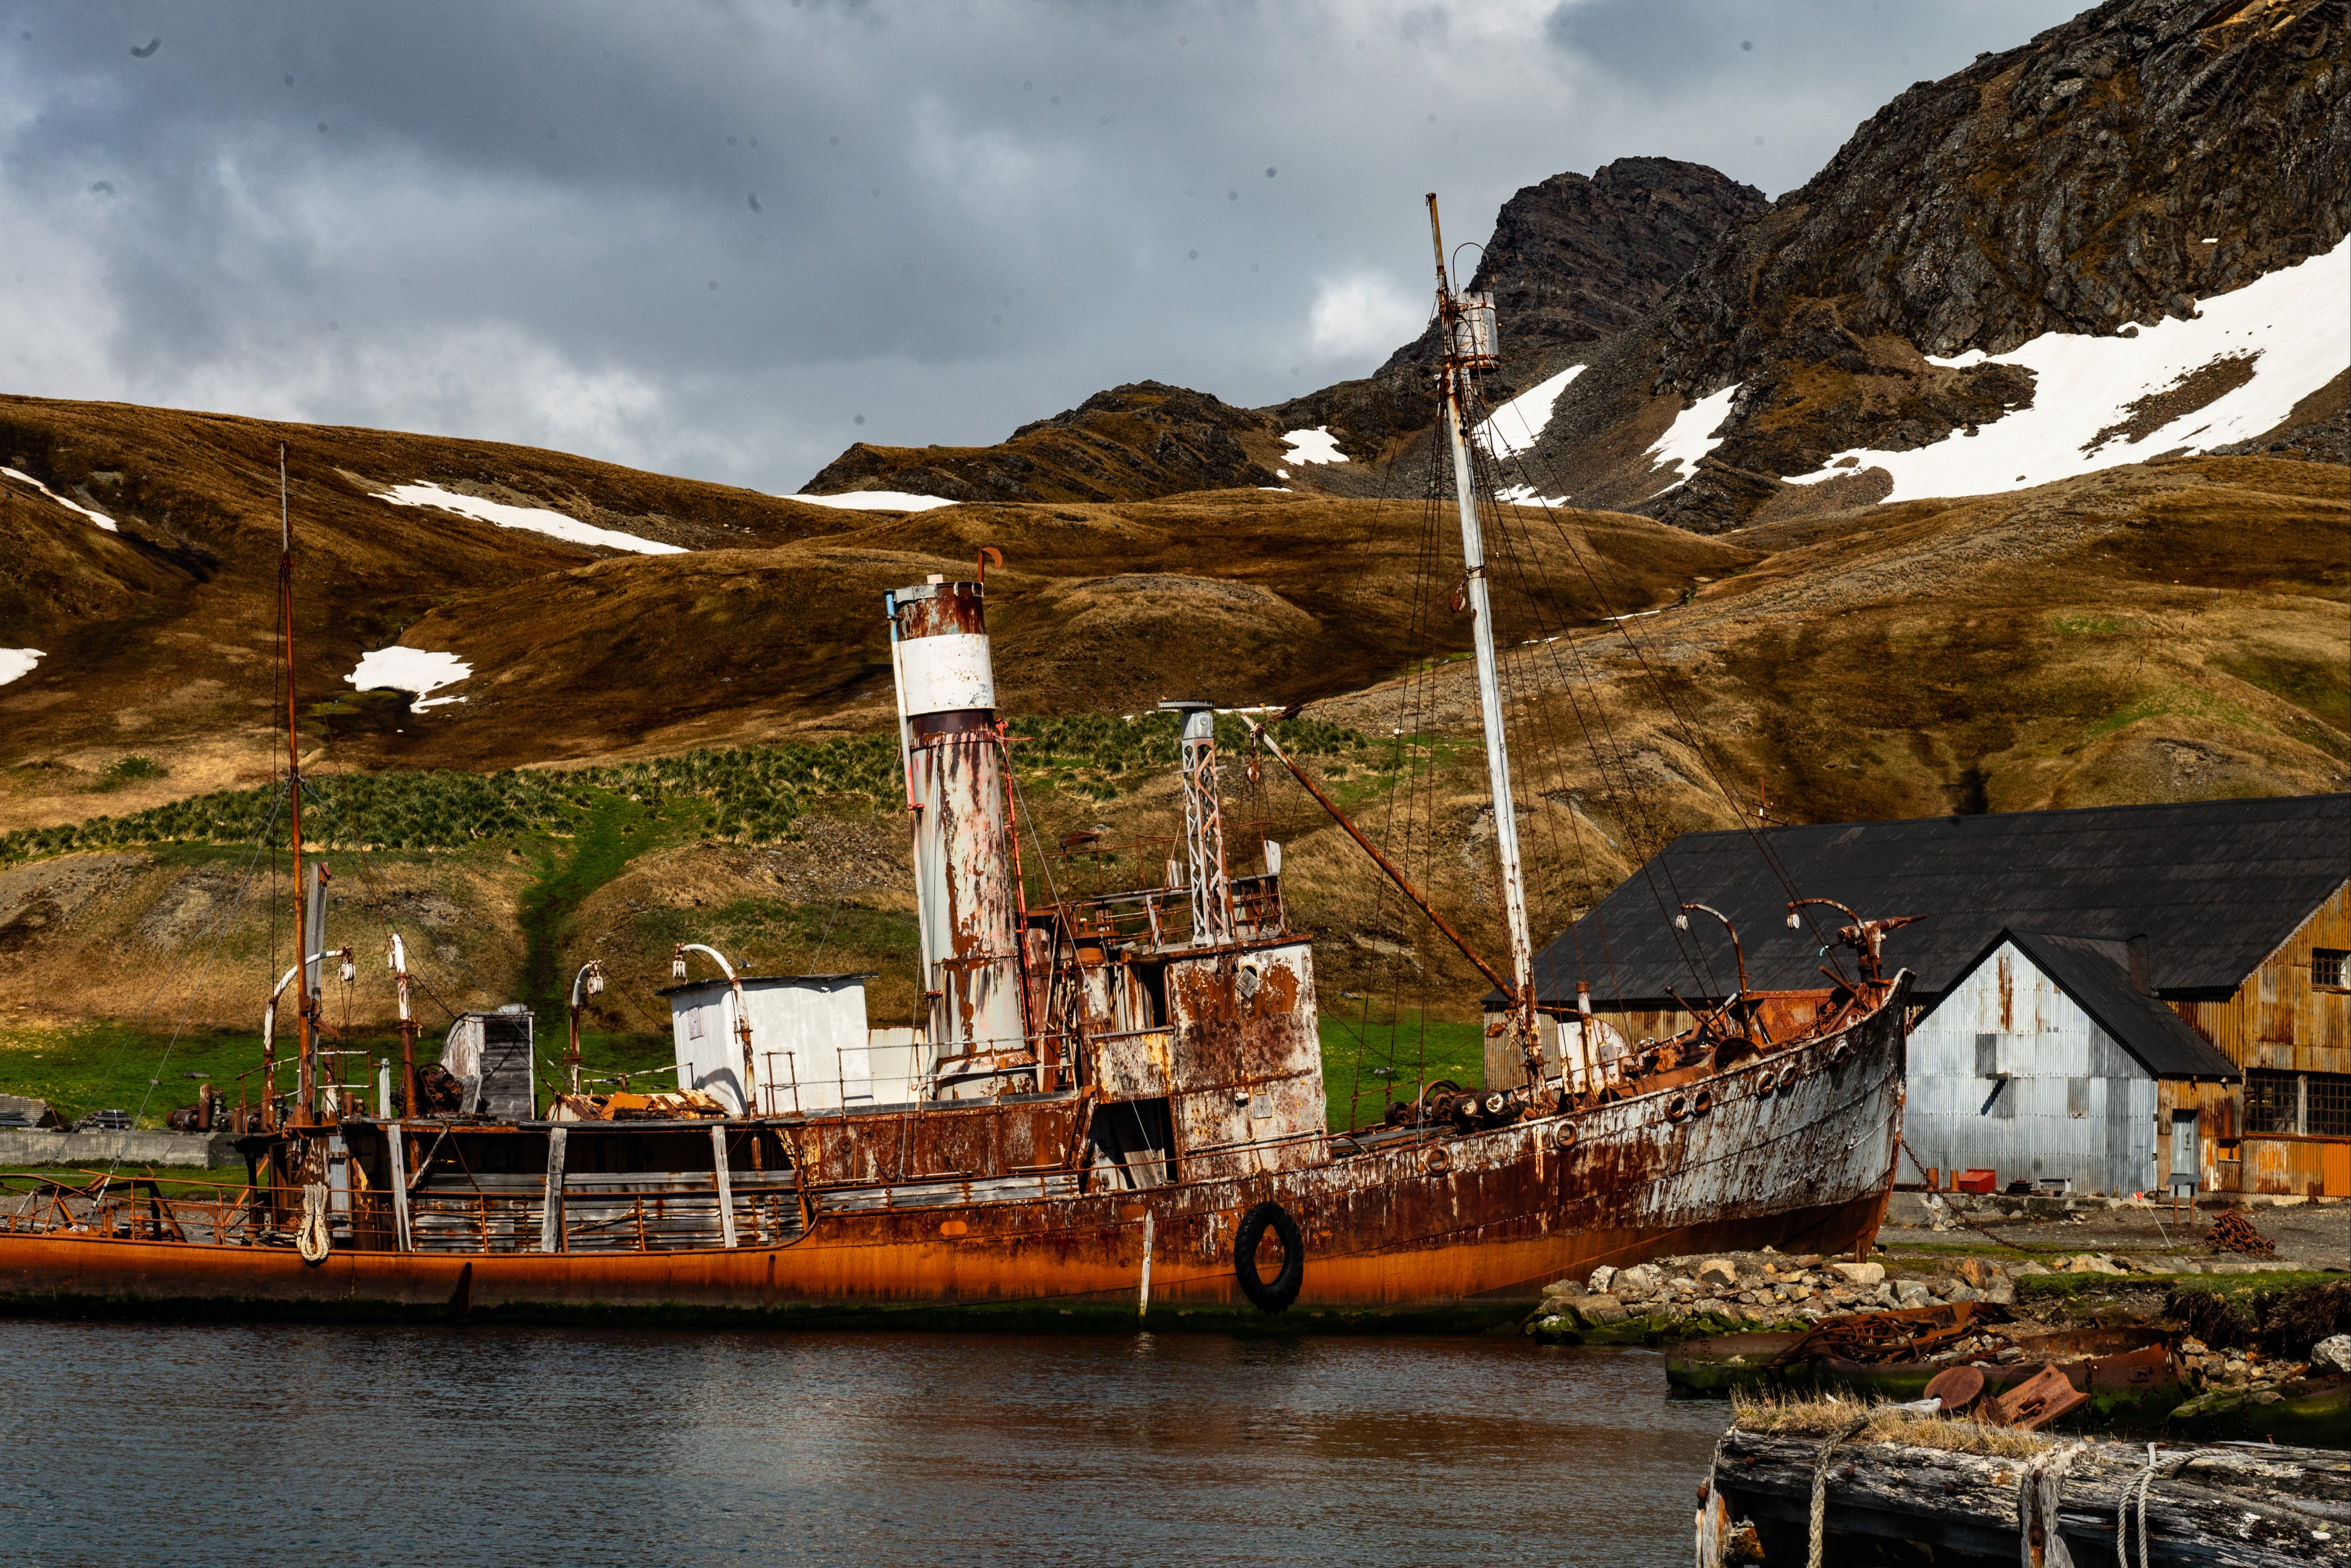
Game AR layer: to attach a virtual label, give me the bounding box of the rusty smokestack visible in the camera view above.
[889,576,1025,1089]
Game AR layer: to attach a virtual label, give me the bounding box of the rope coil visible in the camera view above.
[296,1182,330,1263]
[2119,1443,2158,1568]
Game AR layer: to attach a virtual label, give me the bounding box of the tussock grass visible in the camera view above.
[1730,1390,2051,1457]
[1,714,1367,863]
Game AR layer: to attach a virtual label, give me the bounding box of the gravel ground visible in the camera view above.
[1880,1199,2349,1272]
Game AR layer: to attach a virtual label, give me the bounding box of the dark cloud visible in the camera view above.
[0,0,2083,491]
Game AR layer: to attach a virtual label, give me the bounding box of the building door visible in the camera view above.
[2170,1110,2200,1190]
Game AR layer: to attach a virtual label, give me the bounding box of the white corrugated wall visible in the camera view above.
[1904,942,2160,1195]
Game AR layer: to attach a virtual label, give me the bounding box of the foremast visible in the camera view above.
[1425,195,1542,1092]
[274,446,320,1134]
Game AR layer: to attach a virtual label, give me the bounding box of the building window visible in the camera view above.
[2315,949,2349,990]
[2246,1069,2351,1138]
[1975,1032,2006,1078]
[2246,1069,2299,1135]
[2312,1073,2351,1139]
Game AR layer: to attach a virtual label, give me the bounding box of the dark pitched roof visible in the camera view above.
[1516,794,2349,1009]
[2001,930,2240,1082]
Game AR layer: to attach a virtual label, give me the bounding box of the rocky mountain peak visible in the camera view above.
[1660,0,2344,400]
[798,381,1277,505]
[1260,157,1765,463]
[1445,0,2344,532]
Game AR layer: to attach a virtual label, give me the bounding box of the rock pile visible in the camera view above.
[1529,1248,2049,1336]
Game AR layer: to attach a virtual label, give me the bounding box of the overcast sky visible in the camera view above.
[0,0,2085,495]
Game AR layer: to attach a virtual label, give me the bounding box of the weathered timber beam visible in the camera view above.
[1710,1430,2350,1567]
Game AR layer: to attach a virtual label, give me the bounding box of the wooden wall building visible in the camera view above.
[1499,795,2350,1198]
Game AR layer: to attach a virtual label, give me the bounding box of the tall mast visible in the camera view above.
[1426,195,1538,1041]
[278,446,316,1128]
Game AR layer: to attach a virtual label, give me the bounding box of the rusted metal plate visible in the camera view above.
[1087,1031,1172,1100]
[1164,941,1326,1181]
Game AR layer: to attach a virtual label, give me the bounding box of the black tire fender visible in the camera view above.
[1233,1200,1305,1313]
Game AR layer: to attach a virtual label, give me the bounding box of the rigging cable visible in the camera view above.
[1456,378,1727,1003]
[1474,377,1858,986]
[95,780,289,1201]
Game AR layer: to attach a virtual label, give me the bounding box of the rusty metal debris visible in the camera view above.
[1988,1362,2092,1431]
[1921,1364,1985,1414]
[1766,1302,2016,1369]
[2202,1207,2278,1258]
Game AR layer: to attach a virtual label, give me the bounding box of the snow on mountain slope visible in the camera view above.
[1478,364,1585,459]
[1645,384,1742,491]
[1279,428,1347,465]
[375,481,687,554]
[2,467,118,532]
[1784,238,2349,503]
[349,646,473,710]
[0,649,44,686]
[787,490,960,512]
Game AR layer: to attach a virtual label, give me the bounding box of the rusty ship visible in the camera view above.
[0,202,1915,1327]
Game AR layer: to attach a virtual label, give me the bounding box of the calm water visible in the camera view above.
[0,1323,1720,1567]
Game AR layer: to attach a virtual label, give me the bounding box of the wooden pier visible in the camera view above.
[1699,1415,2350,1565]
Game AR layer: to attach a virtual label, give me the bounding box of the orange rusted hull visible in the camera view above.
[0,978,1907,1325]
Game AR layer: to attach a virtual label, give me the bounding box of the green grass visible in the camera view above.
[2049,614,2130,637]
[518,791,673,1021]
[0,1164,235,1195]
[83,755,167,794]
[0,1022,257,1125]
[1318,1006,1487,1131]
[2212,647,2351,730]
[2081,681,2254,744]
[0,1020,683,1128]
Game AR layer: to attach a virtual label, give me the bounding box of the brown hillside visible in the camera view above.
[0,392,873,824]
[0,392,1743,830]
[0,449,2341,1056]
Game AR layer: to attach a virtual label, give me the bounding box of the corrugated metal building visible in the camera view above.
[1496,795,2350,1197]
[1905,930,2237,1196]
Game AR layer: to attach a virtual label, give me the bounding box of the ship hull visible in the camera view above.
[0,978,1906,1325]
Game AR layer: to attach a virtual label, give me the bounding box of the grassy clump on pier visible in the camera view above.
[1730,1391,2051,1456]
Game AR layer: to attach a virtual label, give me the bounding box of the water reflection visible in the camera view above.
[0,1323,1720,1566]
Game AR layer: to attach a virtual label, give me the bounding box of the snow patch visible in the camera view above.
[2,468,118,532]
[1789,237,2351,501]
[788,490,961,512]
[1644,384,1742,491]
[1280,428,1347,465]
[1495,484,1572,506]
[349,646,473,711]
[1477,364,1585,458]
[375,481,686,554]
[0,648,43,686]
